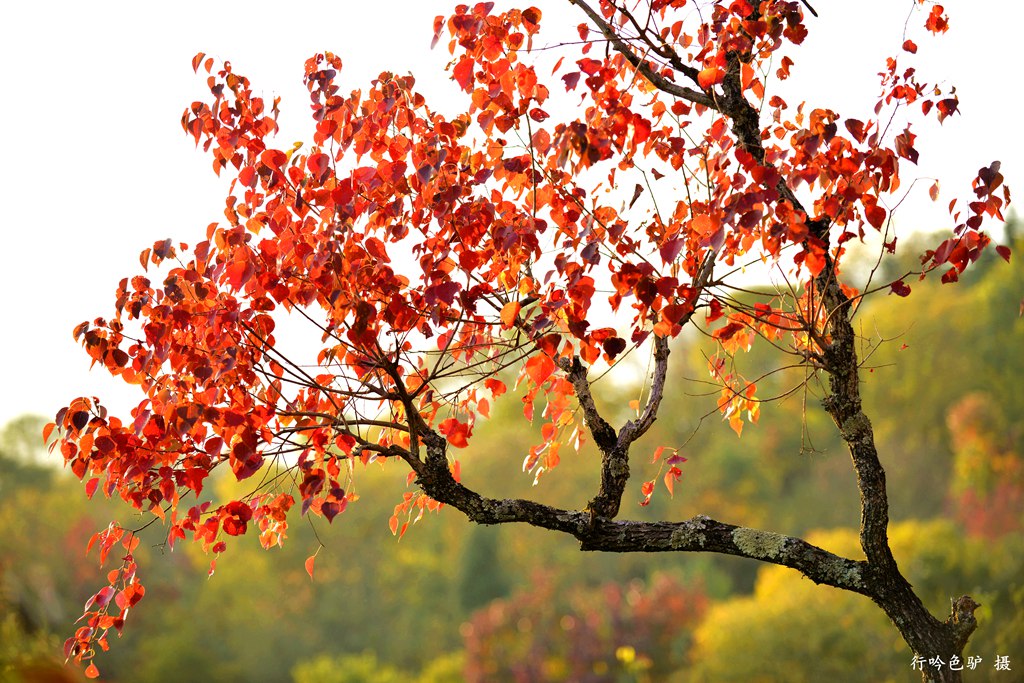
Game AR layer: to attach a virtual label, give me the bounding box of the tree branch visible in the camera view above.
[558,355,628,519]
[412,426,870,594]
[618,334,670,446]
[555,3,979,669]
[568,0,717,110]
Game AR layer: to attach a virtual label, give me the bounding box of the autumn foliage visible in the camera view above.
[50,1,1008,678]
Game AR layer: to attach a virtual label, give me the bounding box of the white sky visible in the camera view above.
[1,0,1020,429]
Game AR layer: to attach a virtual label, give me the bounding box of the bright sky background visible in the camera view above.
[1,0,1020,429]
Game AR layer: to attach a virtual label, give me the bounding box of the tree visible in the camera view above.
[49,2,1010,681]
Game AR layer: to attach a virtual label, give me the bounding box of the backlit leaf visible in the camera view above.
[305,554,316,580]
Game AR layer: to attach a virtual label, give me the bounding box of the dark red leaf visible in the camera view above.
[890,280,911,297]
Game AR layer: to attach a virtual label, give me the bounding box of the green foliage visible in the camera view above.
[458,525,512,612]
[858,220,1024,519]
[417,652,466,683]
[0,415,53,494]
[1,613,69,683]
[292,652,407,683]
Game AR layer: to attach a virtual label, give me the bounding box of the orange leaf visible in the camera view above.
[697,66,723,88]
[500,301,521,329]
[691,214,716,235]
[85,663,100,679]
[524,353,555,386]
[304,554,316,580]
[741,62,755,90]
[729,413,744,437]
[663,469,676,496]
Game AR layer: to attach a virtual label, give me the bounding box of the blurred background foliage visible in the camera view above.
[2,222,1022,682]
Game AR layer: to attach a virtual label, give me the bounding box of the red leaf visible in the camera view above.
[902,39,917,54]
[629,183,644,209]
[221,501,252,536]
[844,119,866,143]
[713,321,745,341]
[996,245,1011,262]
[776,56,793,80]
[890,280,911,297]
[364,237,390,263]
[706,298,724,323]
[895,129,919,164]
[602,336,627,360]
[659,238,685,264]
[485,378,507,398]
[524,353,555,386]
[640,479,655,506]
[522,7,542,33]
[864,202,887,230]
[307,152,330,181]
[453,57,474,91]
[85,663,100,679]
[925,5,949,33]
[936,98,958,123]
[631,115,651,144]
[438,418,472,448]
[260,149,287,170]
